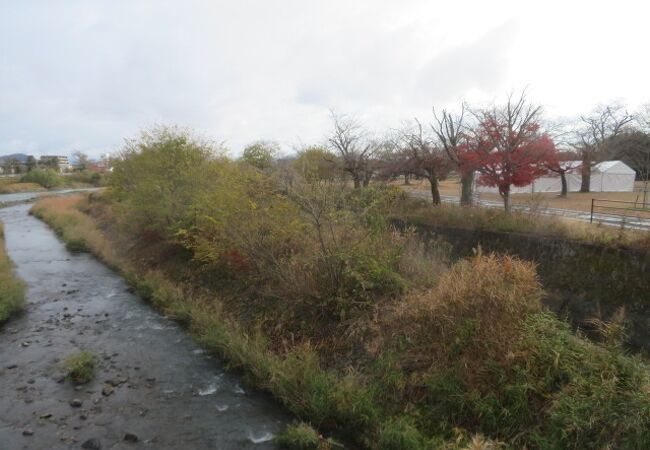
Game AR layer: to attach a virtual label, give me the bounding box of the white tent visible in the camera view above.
[475,160,636,194]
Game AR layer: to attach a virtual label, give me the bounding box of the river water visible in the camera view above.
[0,203,288,449]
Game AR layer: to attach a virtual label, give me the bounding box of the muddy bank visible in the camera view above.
[0,203,288,449]
[404,222,650,352]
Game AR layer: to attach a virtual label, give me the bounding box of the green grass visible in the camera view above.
[64,351,96,384]
[0,222,26,325]
[276,422,323,450]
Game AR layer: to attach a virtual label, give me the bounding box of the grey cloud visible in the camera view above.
[412,20,519,105]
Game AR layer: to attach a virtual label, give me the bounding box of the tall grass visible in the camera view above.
[0,221,26,324]
[400,200,650,251]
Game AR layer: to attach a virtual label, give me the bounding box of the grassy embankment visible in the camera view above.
[0,221,26,324]
[0,169,107,194]
[400,197,650,252]
[32,191,650,450]
[28,128,650,449]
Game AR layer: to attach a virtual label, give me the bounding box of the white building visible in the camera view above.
[475,160,636,194]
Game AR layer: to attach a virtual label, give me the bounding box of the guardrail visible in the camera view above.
[590,198,650,226]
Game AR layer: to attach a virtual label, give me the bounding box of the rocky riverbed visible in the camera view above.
[0,203,288,449]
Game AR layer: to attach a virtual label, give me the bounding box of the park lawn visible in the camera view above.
[401,178,648,212]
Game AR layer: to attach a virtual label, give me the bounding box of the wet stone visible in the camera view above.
[70,398,83,407]
[123,432,139,442]
[101,385,114,396]
[81,438,102,449]
[22,429,34,436]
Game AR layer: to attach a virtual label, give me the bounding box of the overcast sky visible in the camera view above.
[1,0,649,158]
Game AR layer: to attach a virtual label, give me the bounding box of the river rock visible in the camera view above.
[123,432,139,442]
[70,398,83,407]
[81,438,101,449]
[22,429,34,436]
[101,385,114,396]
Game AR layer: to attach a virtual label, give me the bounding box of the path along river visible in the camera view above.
[0,202,289,449]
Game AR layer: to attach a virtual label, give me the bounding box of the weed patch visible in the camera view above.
[64,351,95,384]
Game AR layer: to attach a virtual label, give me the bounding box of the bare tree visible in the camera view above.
[72,151,90,171]
[432,104,474,205]
[328,113,379,188]
[574,103,635,192]
[398,119,451,205]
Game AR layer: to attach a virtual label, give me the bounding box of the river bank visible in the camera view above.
[0,203,289,449]
[28,192,650,449]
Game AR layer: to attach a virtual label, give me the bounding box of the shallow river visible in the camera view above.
[0,203,288,449]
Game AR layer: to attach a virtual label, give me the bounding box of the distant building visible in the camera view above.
[39,155,71,173]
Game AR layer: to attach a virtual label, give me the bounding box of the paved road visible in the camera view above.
[410,191,650,231]
[0,203,288,449]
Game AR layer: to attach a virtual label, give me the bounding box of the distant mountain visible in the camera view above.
[0,153,30,163]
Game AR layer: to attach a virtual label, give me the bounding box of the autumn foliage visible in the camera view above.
[462,94,556,210]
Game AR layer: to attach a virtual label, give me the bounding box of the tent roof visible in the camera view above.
[560,160,635,175]
[593,160,636,174]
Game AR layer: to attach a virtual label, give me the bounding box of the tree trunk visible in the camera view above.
[352,174,361,189]
[560,171,568,197]
[403,173,411,185]
[460,172,474,206]
[500,186,511,212]
[580,158,591,193]
[362,176,370,187]
[429,177,441,205]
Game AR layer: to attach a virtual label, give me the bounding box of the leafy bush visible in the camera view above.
[66,171,104,186]
[21,168,63,188]
[109,126,224,238]
[64,351,95,384]
[293,147,339,182]
[241,140,279,170]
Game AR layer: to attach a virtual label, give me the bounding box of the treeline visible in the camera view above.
[238,92,650,211]
[72,124,650,449]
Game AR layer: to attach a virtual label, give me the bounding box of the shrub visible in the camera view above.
[109,125,225,238]
[66,171,104,186]
[390,253,542,375]
[276,423,321,450]
[241,140,279,170]
[64,351,95,384]
[21,168,63,188]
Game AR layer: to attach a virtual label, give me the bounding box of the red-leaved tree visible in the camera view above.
[464,92,556,211]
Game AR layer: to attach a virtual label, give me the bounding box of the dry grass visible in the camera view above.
[386,254,542,377]
[0,221,26,324]
[30,196,117,258]
[0,182,45,194]
[401,201,650,252]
